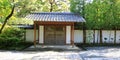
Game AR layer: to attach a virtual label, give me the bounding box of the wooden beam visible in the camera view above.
[34,22,36,48]
[35,21,73,25]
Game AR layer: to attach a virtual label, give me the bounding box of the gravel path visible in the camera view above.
[79,47,120,60]
[0,47,120,60]
[0,51,82,60]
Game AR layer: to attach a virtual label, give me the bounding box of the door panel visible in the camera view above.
[55,29,65,45]
[45,26,65,45]
[45,26,55,45]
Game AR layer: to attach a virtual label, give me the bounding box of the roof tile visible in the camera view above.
[25,12,85,22]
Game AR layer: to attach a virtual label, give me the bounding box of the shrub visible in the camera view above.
[0,27,25,47]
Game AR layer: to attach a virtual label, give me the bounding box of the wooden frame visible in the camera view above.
[34,21,74,47]
[70,23,74,47]
[34,21,36,47]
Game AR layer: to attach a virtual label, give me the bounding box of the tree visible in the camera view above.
[0,0,15,33]
[39,0,70,12]
[70,0,120,30]
[0,0,40,33]
[0,0,70,33]
[70,0,85,16]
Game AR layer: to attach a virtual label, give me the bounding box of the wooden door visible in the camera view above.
[45,26,65,45]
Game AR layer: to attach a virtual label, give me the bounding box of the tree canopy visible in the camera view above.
[1,0,120,32]
[70,0,120,30]
[0,0,70,32]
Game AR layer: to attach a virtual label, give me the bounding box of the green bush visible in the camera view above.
[0,27,25,47]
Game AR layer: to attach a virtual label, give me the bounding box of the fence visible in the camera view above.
[74,30,120,44]
[25,29,120,44]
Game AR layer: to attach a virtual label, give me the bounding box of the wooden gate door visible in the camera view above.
[45,26,65,45]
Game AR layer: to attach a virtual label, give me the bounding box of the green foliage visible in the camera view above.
[70,0,120,30]
[0,26,32,50]
[8,18,33,25]
[70,0,84,15]
[0,0,12,22]
[0,27,25,47]
[14,0,70,17]
[0,0,70,25]
[37,0,70,12]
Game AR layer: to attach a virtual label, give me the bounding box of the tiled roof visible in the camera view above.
[25,12,85,22]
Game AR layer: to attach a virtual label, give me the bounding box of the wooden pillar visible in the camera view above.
[24,29,26,42]
[100,30,102,44]
[71,23,74,47]
[114,30,116,44]
[93,30,95,44]
[34,21,36,47]
[83,30,86,44]
[83,22,86,44]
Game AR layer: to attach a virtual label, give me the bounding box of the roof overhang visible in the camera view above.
[25,12,86,22]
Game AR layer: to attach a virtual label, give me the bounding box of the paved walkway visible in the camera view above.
[31,51,82,60]
[0,51,82,60]
[0,47,120,60]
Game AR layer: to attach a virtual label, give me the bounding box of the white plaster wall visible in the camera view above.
[86,30,94,43]
[74,30,83,43]
[66,26,71,44]
[25,29,120,44]
[39,26,44,44]
[102,30,114,43]
[95,30,100,43]
[26,29,38,42]
[116,30,120,43]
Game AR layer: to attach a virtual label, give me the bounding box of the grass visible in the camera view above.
[0,42,33,51]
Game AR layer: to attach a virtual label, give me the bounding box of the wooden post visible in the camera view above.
[100,30,102,44]
[24,29,26,42]
[72,23,74,47]
[93,30,95,44]
[114,30,116,44]
[83,22,86,44]
[34,21,36,48]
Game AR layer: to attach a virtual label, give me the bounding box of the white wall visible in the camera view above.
[74,30,83,43]
[95,30,100,43]
[39,26,44,44]
[66,26,71,44]
[74,30,100,43]
[25,29,120,44]
[116,30,120,43]
[102,30,114,43]
[86,30,94,43]
[26,29,38,42]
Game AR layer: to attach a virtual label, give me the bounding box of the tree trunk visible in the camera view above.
[0,5,15,33]
[50,3,53,12]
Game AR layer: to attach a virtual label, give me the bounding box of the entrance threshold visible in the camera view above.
[25,45,82,51]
